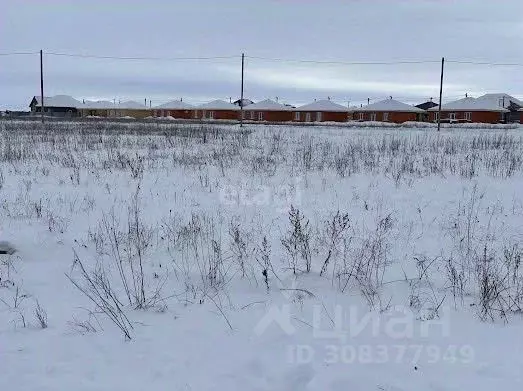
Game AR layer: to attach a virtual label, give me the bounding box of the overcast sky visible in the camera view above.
[2,0,523,110]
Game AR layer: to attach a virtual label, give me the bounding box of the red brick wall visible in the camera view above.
[429,111,504,123]
[156,109,193,119]
[245,110,293,122]
[322,112,348,122]
[351,111,419,123]
[295,111,348,122]
[192,110,239,120]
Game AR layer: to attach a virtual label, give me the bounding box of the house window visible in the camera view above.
[241,110,246,119]
[434,112,439,121]
[294,112,300,121]
[167,111,171,117]
[370,113,377,121]
[258,112,264,121]
[208,111,215,119]
[498,98,504,108]
[250,111,255,120]
[358,112,364,121]
[316,112,322,122]
[383,112,389,122]
[464,112,472,121]
[160,110,164,117]
[305,113,312,122]
[449,113,456,120]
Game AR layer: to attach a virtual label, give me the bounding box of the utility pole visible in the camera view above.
[40,50,44,124]
[240,53,245,127]
[437,57,445,132]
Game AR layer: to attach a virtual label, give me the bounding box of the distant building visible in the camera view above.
[29,95,81,117]
[295,99,348,122]
[243,99,293,122]
[79,100,117,118]
[4,110,31,117]
[154,100,194,119]
[427,93,522,123]
[79,100,151,119]
[351,98,425,123]
[193,100,240,120]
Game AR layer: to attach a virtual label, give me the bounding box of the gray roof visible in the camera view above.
[32,95,82,108]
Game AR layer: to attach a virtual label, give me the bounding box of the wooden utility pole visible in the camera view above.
[240,53,245,127]
[437,57,445,132]
[40,50,44,124]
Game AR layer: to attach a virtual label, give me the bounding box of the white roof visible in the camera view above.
[428,97,476,111]
[117,100,147,109]
[82,100,116,109]
[428,96,510,112]
[476,93,523,109]
[197,100,239,111]
[297,100,348,112]
[155,100,194,110]
[355,99,426,113]
[244,99,292,111]
[32,95,81,108]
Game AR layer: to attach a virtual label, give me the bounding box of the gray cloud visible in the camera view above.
[2,0,523,110]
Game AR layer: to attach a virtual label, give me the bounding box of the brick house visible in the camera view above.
[79,100,153,119]
[193,100,240,120]
[154,100,194,119]
[243,99,293,122]
[80,100,117,118]
[427,94,519,123]
[351,98,425,123]
[29,95,81,117]
[295,99,348,122]
[114,101,152,119]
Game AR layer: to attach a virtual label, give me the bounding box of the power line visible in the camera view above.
[0,51,39,56]
[5,50,523,67]
[45,51,240,61]
[245,55,441,65]
[447,60,523,67]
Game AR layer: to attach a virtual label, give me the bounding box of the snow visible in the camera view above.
[1,121,523,390]
[476,93,523,109]
[244,99,293,111]
[82,100,116,109]
[154,100,194,110]
[297,100,349,112]
[118,101,147,110]
[32,95,82,108]
[477,93,523,108]
[355,98,426,113]
[197,99,240,110]
[428,95,512,112]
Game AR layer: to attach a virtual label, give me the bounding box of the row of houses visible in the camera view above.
[28,93,523,124]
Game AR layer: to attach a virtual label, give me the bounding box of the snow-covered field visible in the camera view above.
[1,120,522,390]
